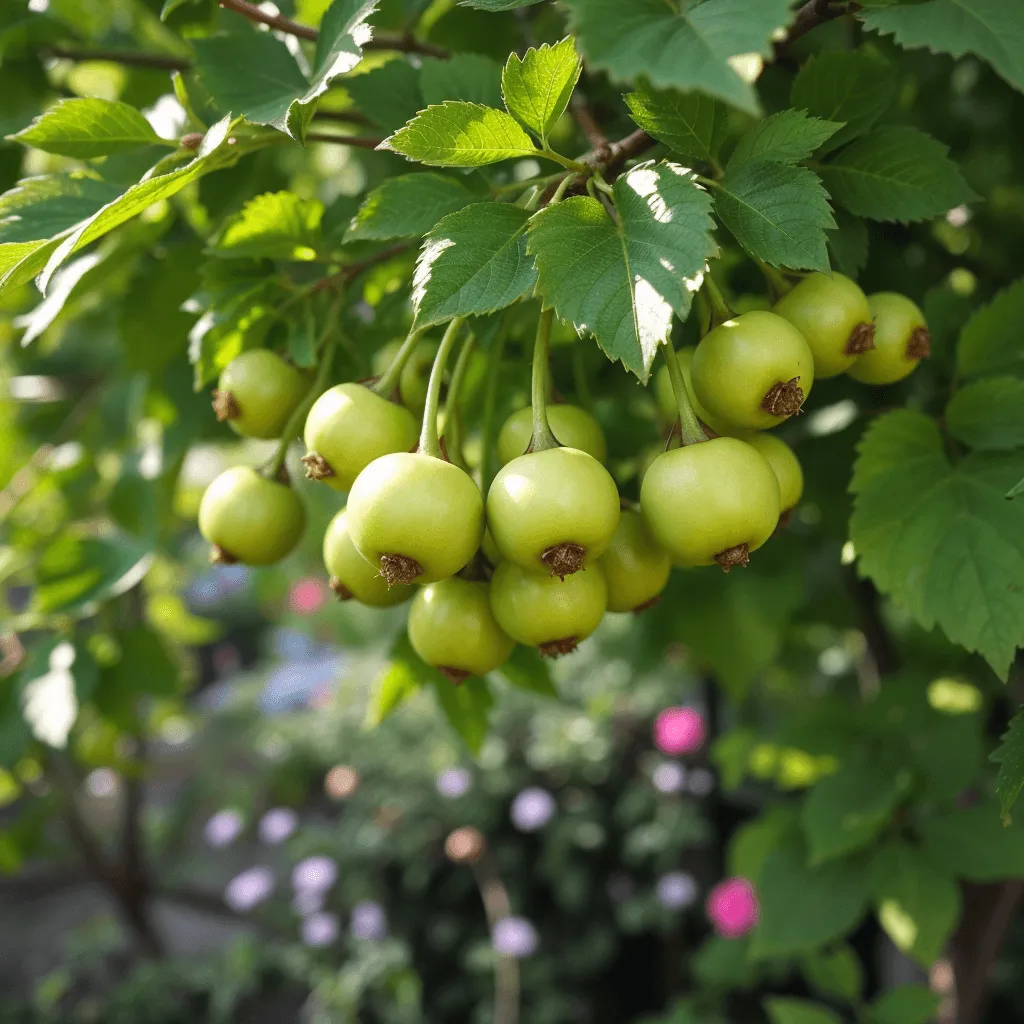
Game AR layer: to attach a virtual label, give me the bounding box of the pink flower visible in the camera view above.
[653,707,705,756]
[289,578,326,615]
[706,877,759,938]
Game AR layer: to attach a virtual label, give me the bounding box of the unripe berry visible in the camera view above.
[322,508,413,606]
[740,433,803,518]
[213,350,306,439]
[848,292,930,384]
[497,405,607,464]
[653,348,733,435]
[600,509,672,612]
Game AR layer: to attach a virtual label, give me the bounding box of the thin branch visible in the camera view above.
[570,94,610,160]
[43,46,189,71]
[304,133,384,148]
[774,0,862,58]
[311,242,410,293]
[602,128,656,176]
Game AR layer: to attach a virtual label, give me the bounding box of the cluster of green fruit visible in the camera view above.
[197,273,929,683]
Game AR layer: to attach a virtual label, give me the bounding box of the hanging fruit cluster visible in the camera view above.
[198,271,930,682]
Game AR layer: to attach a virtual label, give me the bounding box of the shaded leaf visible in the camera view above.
[827,208,869,277]
[956,278,1024,379]
[946,377,1024,451]
[344,59,423,132]
[920,801,1024,880]
[625,85,729,169]
[866,986,942,1024]
[432,676,494,754]
[421,53,503,108]
[213,191,324,261]
[495,645,557,698]
[764,999,842,1024]
[992,710,1024,823]
[345,172,477,242]
[729,109,842,168]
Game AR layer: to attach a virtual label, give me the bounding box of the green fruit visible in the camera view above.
[347,452,484,585]
[487,447,620,578]
[302,383,418,491]
[773,272,875,378]
[399,341,438,415]
[653,348,734,435]
[600,509,672,613]
[490,560,607,657]
[691,311,815,429]
[408,578,515,682]
[213,350,306,439]
[481,528,501,567]
[742,433,803,515]
[640,437,780,570]
[323,508,412,607]
[497,405,607,464]
[371,339,404,379]
[848,292,930,384]
[198,466,305,565]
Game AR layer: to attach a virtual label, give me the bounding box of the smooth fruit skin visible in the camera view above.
[408,578,515,679]
[346,452,484,584]
[322,509,412,607]
[215,350,306,439]
[498,405,607,464]
[486,447,620,575]
[640,438,781,567]
[198,466,305,565]
[400,341,438,415]
[741,433,804,512]
[773,272,873,378]
[490,560,608,651]
[848,292,929,385]
[600,509,672,613]
[691,311,815,429]
[303,383,417,491]
[653,348,734,435]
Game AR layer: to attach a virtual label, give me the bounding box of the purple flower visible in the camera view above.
[204,809,243,848]
[656,872,698,910]
[224,866,274,912]
[259,807,298,845]
[492,916,538,958]
[652,762,687,793]
[436,767,473,799]
[301,911,340,947]
[292,855,338,893]
[292,890,325,916]
[510,787,556,832]
[351,900,388,941]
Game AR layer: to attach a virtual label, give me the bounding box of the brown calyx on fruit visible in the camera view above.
[774,509,793,536]
[380,553,423,586]
[301,451,335,481]
[539,637,579,658]
[329,576,354,601]
[760,378,804,418]
[905,327,931,360]
[438,666,470,685]
[212,389,240,422]
[210,544,238,565]
[844,322,876,356]
[541,542,586,580]
[714,543,750,573]
[633,595,662,614]
[180,131,204,150]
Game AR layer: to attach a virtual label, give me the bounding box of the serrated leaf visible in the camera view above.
[867,987,942,1024]
[850,409,1024,677]
[820,126,976,223]
[714,160,834,271]
[501,37,581,145]
[992,710,1024,823]
[790,50,897,153]
[495,645,557,698]
[385,101,539,167]
[764,998,842,1024]
[432,676,494,754]
[412,203,535,328]
[861,0,1024,95]
[344,59,423,132]
[728,109,842,168]
[528,161,717,380]
[827,208,869,277]
[421,53,503,108]
[345,172,477,242]
[956,278,1024,379]
[7,97,167,158]
[869,841,961,967]
[564,0,793,115]
[801,752,913,865]
[946,377,1024,451]
[624,84,729,170]
[920,801,1024,880]
[213,191,324,260]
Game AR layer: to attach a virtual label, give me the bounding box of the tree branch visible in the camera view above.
[773,0,862,58]
[570,94,610,160]
[311,243,410,293]
[43,46,189,72]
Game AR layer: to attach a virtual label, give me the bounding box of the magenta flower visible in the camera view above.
[706,877,759,938]
[289,578,327,615]
[653,707,705,756]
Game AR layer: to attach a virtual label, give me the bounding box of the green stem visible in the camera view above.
[591,172,614,196]
[548,172,578,206]
[419,318,465,459]
[539,147,590,174]
[701,272,734,331]
[529,308,560,453]
[443,331,477,471]
[756,258,793,301]
[491,171,565,196]
[571,340,593,410]
[479,324,508,493]
[372,326,425,397]
[661,342,707,447]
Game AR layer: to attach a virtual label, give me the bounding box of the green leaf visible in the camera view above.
[861,0,1024,95]
[365,653,422,729]
[421,53,503,108]
[728,805,802,886]
[801,752,913,865]
[432,676,494,755]
[826,208,869,277]
[946,377,1024,451]
[919,801,1024,881]
[458,0,545,8]
[801,946,863,1003]
[495,645,557,699]
[866,986,942,1024]
[344,172,477,242]
[624,85,730,170]
[692,935,759,990]
[564,0,793,115]
[501,37,581,145]
[384,101,539,167]
[6,98,167,158]
[790,50,897,153]
[528,160,717,380]
[343,59,423,132]
[714,160,835,271]
[95,627,179,715]
[850,409,1024,677]
[956,278,1024,379]
[764,998,842,1024]
[820,126,976,223]
[412,203,536,328]
[992,710,1024,823]
[752,845,869,959]
[213,191,324,261]
[728,110,842,169]
[868,840,961,967]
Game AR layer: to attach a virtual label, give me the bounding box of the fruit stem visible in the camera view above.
[373,326,425,397]
[419,318,465,459]
[701,272,734,331]
[756,258,793,301]
[529,308,560,453]
[443,330,477,470]
[479,323,508,493]
[661,343,708,447]
[548,172,578,206]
